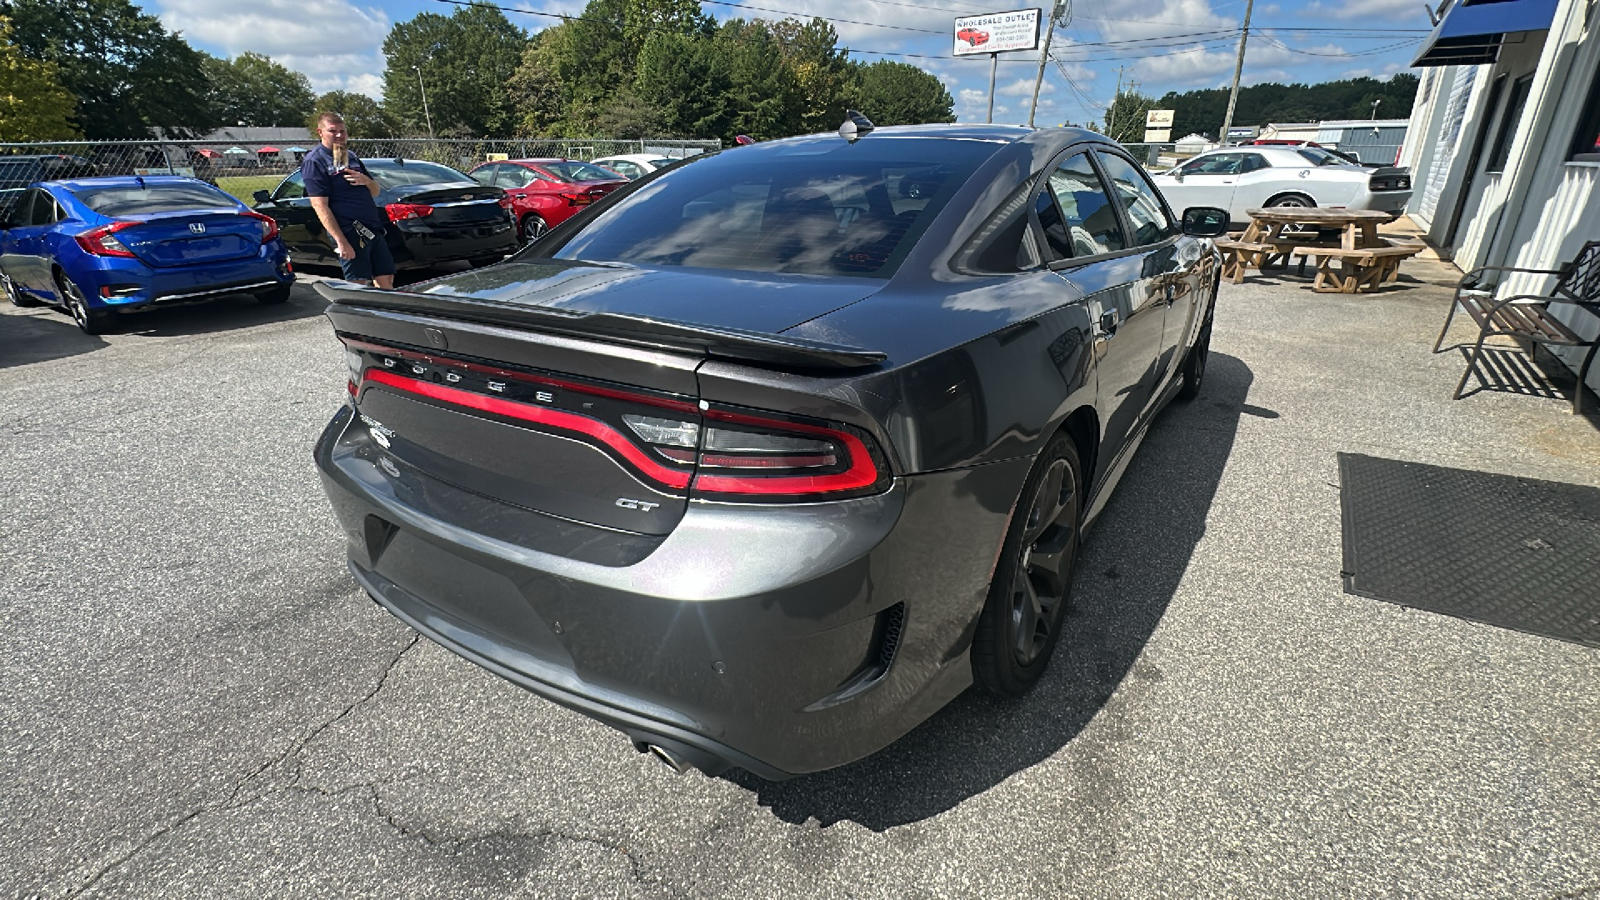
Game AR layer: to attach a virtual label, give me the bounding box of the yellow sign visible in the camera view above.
[1145,109,1175,128]
[485,153,509,161]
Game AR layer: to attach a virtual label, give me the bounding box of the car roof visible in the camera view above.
[45,174,216,191]
[593,154,668,164]
[1194,145,1317,165]
[501,158,572,166]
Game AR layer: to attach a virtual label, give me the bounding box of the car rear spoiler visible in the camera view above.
[313,280,887,371]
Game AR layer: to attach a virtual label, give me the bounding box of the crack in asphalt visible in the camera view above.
[59,633,419,898]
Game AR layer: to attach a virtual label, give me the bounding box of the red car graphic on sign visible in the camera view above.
[957,28,990,47]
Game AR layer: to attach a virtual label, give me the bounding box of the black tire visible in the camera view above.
[57,271,116,335]
[3,272,41,307]
[1178,316,1212,401]
[521,214,548,244]
[255,284,292,305]
[973,432,1083,697]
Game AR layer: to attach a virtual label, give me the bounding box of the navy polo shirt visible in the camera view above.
[302,144,385,230]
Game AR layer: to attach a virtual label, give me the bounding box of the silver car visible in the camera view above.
[1151,144,1412,225]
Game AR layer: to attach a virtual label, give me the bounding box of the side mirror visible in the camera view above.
[1170,170,1184,182]
[252,190,273,205]
[1181,206,1230,238]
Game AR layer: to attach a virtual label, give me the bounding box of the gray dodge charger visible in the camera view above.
[313,119,1227,779]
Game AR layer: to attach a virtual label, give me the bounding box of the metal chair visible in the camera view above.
[1433,241,1600,415]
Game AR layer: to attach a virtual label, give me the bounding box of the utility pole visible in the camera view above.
[1219,0,1255,146]
[1107,66,1124,140]
[1029,0,1068,127]
[413,64,435,141]
[987,51,998,124]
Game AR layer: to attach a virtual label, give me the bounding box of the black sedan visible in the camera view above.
[253,159,518,272]
[312,122,1227,779]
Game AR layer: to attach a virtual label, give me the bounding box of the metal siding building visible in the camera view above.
[1402,0,1600,401]
[1315,120,1410,166]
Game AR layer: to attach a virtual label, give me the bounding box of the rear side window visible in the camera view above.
[552,139,995,278]
[274,172,305,200]
[1240,153,1271,172]
[496,167,535,189]
[1295,147,1342,166]
[72,182,235,216]
[1096,152,1175,247]
[1035,153,1125,259]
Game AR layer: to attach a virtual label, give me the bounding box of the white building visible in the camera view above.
[1403,0,1599,399]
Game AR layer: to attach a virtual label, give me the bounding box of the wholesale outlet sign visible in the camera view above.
[952,8,1041,56]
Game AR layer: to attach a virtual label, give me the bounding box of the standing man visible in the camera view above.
[303,112,394,289]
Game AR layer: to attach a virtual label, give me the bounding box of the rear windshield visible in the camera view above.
[1295,147,1345,166]
[552,138,996,278]
[365,161,472,188]
[72,182,236,215]
[538,161,622,183]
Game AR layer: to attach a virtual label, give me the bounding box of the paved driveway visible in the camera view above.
[2,263,1597,898]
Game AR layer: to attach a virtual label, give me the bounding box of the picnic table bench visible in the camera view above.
[1216,207,1424,293]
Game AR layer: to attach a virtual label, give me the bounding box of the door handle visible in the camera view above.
[1099,309,1120,335]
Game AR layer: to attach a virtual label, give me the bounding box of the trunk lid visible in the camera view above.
[387,182,507,226]
[321,269,885,537]
[115,209,264,267]
[408,258,878,335]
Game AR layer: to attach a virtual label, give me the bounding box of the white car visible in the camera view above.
[1151,145,1412,225]
[590,154,678,180]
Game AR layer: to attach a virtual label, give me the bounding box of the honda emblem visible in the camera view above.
[188,223,206,234]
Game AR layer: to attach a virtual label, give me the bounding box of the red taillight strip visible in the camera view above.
[343,339,696,414]
[692,426,879,495]
[361,368,691,490]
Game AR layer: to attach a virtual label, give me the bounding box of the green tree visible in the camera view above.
[382,3,526,137]
[850,60,954,128]
[1102,90,1154,143]
[711,19,804,142]
[632,29,729,139]
[204,52,314,128]
[1155,73,1420,141]
[0,16,78,140]
[307,90,397,137]
[773,18,851,135]
[0,0,216,137]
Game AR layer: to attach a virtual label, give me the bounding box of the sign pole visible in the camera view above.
[987,52,998,124]
[1028,0,1066,127]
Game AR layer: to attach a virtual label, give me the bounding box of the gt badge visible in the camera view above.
[615,498,660,512]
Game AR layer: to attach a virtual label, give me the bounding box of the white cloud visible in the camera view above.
[157,0,388,58]
[998,77,1056,97]
[1305,0,1428,21]
[510,0,589,33]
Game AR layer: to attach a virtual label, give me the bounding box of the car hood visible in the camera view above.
[408,257,881,334]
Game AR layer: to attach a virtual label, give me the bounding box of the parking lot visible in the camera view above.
[2,260,1598,898]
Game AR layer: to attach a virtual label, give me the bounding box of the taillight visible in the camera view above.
[497,196,514,210]
[340,339,891,502]
[558,191,593,206]
[385,203,434,221]
[243,210,279,242]
[74,221,137,258]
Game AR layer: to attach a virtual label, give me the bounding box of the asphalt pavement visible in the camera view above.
[2,259,1597,898]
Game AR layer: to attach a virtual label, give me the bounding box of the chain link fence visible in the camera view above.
[0,137,722,206]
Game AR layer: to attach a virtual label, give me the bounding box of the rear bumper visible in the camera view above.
[390,220,519,268]
[314,405,1027,777]
[1351,188,1413,216]
[71,241,292,311]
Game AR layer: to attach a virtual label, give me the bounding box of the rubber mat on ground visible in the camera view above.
[1338,453,1600,648]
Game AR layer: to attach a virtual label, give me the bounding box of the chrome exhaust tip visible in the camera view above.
[644,743,694,775]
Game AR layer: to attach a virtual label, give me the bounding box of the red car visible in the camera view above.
[468,158,627,244]
[957,28,989,47]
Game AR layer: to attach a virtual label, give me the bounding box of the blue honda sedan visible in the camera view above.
[0,175,294,334]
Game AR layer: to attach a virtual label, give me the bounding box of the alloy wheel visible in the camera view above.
[523,215,548,243]
[1009,457,1078,666]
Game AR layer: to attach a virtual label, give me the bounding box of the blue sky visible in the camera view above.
[134,0,1434,129]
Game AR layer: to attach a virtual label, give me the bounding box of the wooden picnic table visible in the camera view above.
[1214,207,1424,293]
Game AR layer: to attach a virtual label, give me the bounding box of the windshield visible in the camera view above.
[537,161,624,183]
[552,139,995,278]
[365,161,473,188]
[72,182,237,215]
